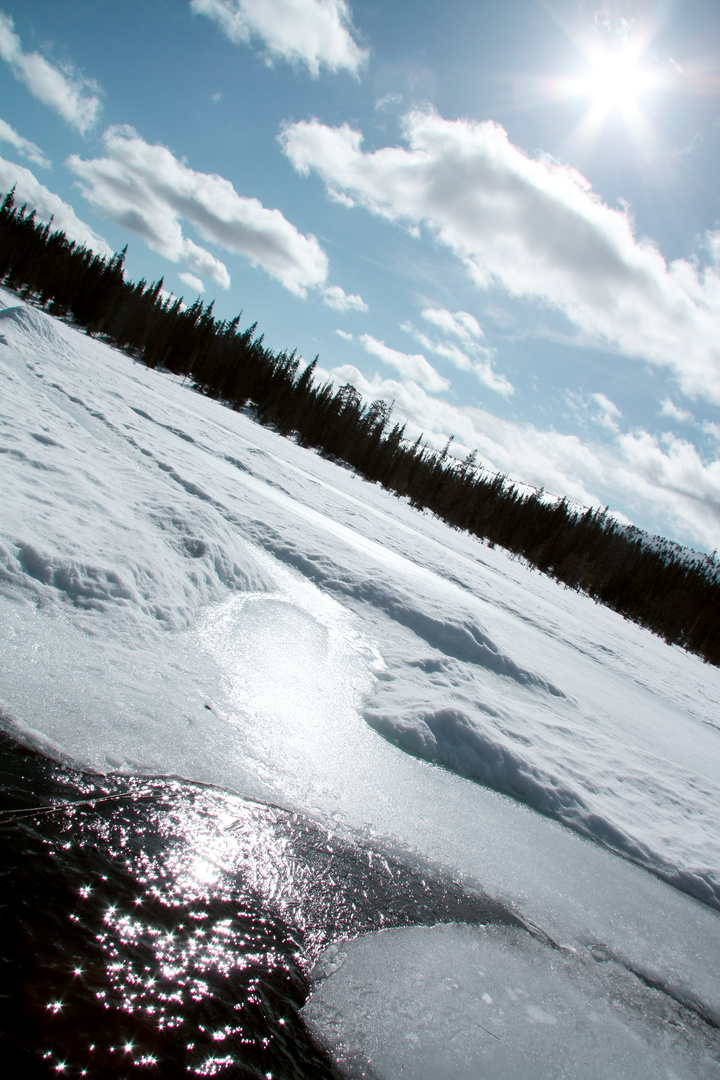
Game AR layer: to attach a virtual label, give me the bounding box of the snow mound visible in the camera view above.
[0,304,75,360]
[363,655,720,908]
[348,580,565,693]
[240,522,563,695]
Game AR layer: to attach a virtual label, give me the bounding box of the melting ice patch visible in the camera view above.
[247,510,720,907]
[197,549,382,808]
[231,507,720,907]
[303,923,707,1079]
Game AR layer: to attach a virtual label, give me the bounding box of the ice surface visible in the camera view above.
[302,923,713,1079]
[1,289,720,1071]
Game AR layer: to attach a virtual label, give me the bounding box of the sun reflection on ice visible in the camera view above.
[197,546,382,805]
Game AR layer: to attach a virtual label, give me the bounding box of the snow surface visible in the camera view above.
[2,291,720,1075]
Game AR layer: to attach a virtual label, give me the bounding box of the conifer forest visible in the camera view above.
[2,188,719,666]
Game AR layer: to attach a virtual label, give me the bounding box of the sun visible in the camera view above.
[576,48,657,121]
[555,37,667,154]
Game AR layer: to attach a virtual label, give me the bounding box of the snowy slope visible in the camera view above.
[2,291,720,1076]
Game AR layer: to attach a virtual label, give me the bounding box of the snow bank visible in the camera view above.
[362,657,720,907]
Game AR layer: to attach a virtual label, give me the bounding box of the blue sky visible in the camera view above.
[1,0,719,551]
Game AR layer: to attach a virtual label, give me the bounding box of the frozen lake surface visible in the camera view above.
[1,290,719,1076]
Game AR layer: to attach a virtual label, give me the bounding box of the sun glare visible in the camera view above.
[582,52,650,113]
[574,44,662,124]
[556,35,667,156]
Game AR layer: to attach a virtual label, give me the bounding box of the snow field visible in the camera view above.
[1,292,720,1075]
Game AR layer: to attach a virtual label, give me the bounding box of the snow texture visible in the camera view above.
[1,290,720,1075]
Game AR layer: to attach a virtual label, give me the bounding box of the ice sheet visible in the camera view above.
[302,923,715,1079]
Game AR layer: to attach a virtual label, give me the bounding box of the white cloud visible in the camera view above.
[0,13,101,135]
[335,328,353,340]
[317,363,720,551]
[0,116,50,168]
[421,307,484,343]
[179,271,205,293]
[404,313,513,397]
[591,392,622,432]
[661,398,692,424]
[190,0,367,76]
[359,333,449,393]
[281,109,720,404]
[617,430,720,547]
[322,283,368,311]
[67,126,328,295]
[375,91,403,111]
[405,326,470,368]
[0,156,111,255]
[565,390,623,433]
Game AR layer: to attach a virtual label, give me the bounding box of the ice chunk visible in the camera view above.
[303,923,707,1079]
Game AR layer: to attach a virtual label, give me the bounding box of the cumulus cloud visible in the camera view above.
[565,390,623,434]
[0,116,50,168]
[322,283,367,311]
[661,398,692,424]
[190,0,367,76]
[359,333,449,393]
[67,126,328,295]
[425,336,512,397]
[317,362,720,551]
[0,13,101,134]
[590,392,622,432]
[0,156,111,255]
[179,271,205,293]
[281,109,720,403]
[421,307,484,343]
[404,306,513,396]
[617,430,720,546]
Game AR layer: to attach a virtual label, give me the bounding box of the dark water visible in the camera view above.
[0,731,519,1078]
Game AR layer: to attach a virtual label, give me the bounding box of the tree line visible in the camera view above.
[2,187,719,665]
